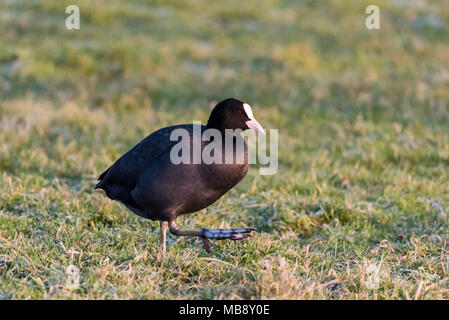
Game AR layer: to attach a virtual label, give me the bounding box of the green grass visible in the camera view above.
[1,0,449,299]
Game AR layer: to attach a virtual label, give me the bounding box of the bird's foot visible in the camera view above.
[168,222,255,253]
[200,228,255,253]
[201,227,256,240]
[202,237,211,253]
[158,244,166,256]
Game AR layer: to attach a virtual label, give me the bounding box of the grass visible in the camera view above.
[1,0,449,299]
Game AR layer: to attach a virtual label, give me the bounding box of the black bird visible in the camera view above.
[95,98,264,253]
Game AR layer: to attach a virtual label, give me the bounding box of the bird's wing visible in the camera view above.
[96,124,195,190]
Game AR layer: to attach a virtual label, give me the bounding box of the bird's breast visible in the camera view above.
[199,143,249,191]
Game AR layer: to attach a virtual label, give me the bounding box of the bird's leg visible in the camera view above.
[202,237,211,254]
[159,221,168,254]
[168,221,255,241]
[168,221,255,253]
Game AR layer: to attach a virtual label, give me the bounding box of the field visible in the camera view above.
[1,0,449,299]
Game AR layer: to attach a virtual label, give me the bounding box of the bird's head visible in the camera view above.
[207,98,265,134]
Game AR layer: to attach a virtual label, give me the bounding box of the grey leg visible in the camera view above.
[159,221,168,254]
[168,220,255,253]
[168,221,255,239]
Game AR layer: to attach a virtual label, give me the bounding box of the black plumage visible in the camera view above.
[95,98,264,252]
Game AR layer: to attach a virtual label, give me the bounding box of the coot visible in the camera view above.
[95,98,264,253]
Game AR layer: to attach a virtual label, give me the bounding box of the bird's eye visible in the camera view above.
[236,110,242,116]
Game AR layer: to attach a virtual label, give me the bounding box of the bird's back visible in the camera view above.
[95,124,248,221]
[95,124,194,208]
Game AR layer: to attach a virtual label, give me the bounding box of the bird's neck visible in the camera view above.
[206,116,221,129]
[206,119,227,137]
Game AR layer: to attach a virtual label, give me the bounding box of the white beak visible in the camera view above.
[243,103,265,134]
[245,119,265,135]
